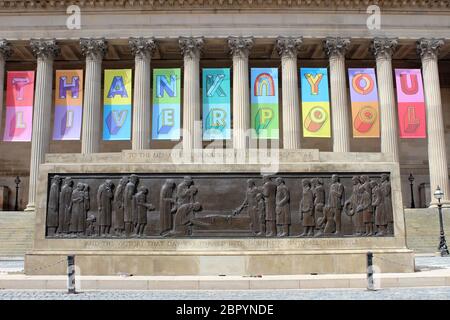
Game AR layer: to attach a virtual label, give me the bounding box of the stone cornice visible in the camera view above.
[417,38,445,60]
[30,38,60,60]
[276,36,303,59]
[80,38,108,61]
[228,36,254,59]
[129,37,156,60]
[0,0,448,10]
[179,36,204,60]
[0,39,12,60]
[370,37,398,60]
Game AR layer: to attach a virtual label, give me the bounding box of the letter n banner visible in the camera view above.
[3,71,35,141]
[103,69,132,140]
[53,70,83,140]
[348,68,380,138]
[395,69,426,138]
[152,68,181,140]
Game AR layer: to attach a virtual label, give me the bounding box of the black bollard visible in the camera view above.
[67,255,76,294]
[367,251,375,291]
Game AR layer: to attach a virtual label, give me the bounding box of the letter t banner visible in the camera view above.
[103,69,132,140]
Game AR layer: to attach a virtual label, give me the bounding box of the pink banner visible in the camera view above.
[395,69,426,139]
[3,71,35,141]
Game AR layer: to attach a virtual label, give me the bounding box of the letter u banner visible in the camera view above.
[152,68,181,140]
[348,68,380,138]
[53,70,83,140]
[395,69,426,138]
[250,68,279,139]
[103,69,132,141]
[3,71,35,141]
[300,68,331,138]
[202,68,231,140]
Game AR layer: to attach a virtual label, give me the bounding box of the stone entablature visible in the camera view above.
[0,0,449,10]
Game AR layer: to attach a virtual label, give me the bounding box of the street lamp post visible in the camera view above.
[14,176,21,211]
[434,186,449,257]
[408,173,415,208]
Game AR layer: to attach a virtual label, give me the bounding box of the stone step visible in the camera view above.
[0,212,35,257]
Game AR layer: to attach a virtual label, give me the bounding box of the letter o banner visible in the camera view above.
[354,106,377,133]
[304,106,327,132]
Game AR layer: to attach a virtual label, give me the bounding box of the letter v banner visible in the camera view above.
[202,68,231,140]
[3,71,35,142]
[53,70,83,140]
[395,69,426,138]
[103,69,132,140]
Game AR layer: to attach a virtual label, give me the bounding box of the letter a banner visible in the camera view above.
[103,69,132,140]
[250,68,279,139]
[152,68,181,140]
[300,68,331,138]
[202,68,231,140]
[348,68,380,138]
[3,71,35,141]
[53,70,83,140]
[395,69,426,138]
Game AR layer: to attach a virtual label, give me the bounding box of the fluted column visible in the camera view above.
[228,36,253,150]
[417,38,450,204]
[129,37,156,150]
[25,39,60,211]
[0,40,11,137]
[180,37,204,151]
[80,38,107,154]
[371,38,400,162]
[276,37,302,149]
[324,37,351,152]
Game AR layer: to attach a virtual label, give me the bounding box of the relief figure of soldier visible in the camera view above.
[98,180,114,237]
[123,174,139,237]
[262,175,277,237]
[47,175,62,236]
[300,179,315,237]
[113,177,127,236]
[328,174,345,235]
[134,186,155,237]
[275,177,290,237]
[160,179,176,236]
[57,177,73,236]
[381,174,393,234]
[233,179,260,235]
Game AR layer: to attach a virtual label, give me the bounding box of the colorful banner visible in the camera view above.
[152,68,181,140]
[3,71,35,141]
[53,70,83,140]
[348,68,380,138]
[395,69,426,138]
[202,68,231,140]
[300,68,331,138]
[103,69,132,140]
[250,68,279,139]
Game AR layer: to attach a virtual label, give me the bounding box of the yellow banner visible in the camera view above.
[351,101,380,138]
[103,69,132,105]
[301,101,331,138]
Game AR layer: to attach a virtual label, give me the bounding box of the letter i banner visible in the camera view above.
[250,68,279,139]
[152,68,181,140]
[300,68,331,138]
[395,69,426,138]
[3,71,35,141]
[348,68,380,138]
[103,69,132,140]
[53,70,83,140]
[202,68,231,140]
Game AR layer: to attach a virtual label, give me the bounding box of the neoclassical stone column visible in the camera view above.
[276,37,302,149]
[80,38,107,154]
[25,39,60,212]
[0,40,11,134]
[180,36,204,151]
[228,36,253,150]
[417,38,450,203]
[370,38,400,162]
[129,37,156,150]
[324,37,351,152]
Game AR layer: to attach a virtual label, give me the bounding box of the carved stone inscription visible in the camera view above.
[45,173,394,238]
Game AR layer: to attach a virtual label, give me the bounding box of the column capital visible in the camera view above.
[370,37,398,60]
[80,38,108,61]
[276,36,303,59]
[228,36,254,59]
[129,37,156,60]
[0,39,12,60]
[179,36,204,60]
[323,37,350,58]
[30,38,60,60]
[417,38,445,60]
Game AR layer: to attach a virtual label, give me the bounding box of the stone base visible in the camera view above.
[25,249,414,275]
